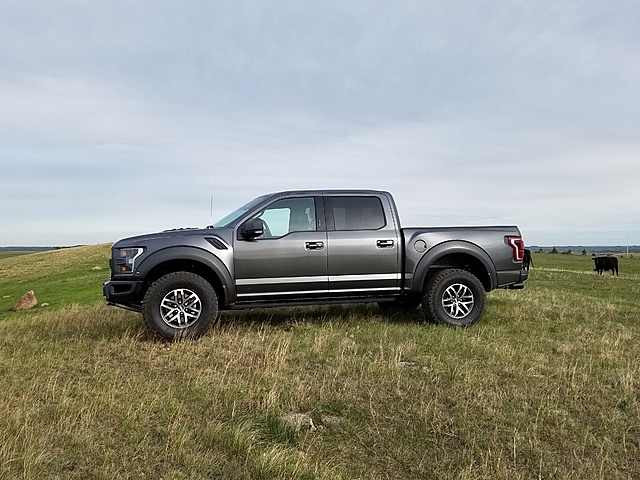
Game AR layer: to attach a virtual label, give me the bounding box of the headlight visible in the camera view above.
[114,247,144,273]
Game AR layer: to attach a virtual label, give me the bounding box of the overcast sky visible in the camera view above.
[2,1,639,247]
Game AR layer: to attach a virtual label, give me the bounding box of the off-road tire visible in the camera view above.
[422,269,486,327]
[143,272,218,340]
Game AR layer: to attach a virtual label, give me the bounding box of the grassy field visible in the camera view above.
[0,245,111,316]
[0,248,638,479]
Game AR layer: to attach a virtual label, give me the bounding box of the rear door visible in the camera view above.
[233,195,329,302]
[324,194,401,296]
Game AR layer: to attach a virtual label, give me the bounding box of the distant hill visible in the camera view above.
[0,246,83,252]
[0,246,55,252]
[529,245,640,254]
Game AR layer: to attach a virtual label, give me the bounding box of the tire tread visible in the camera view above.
[142,272,217,340]
[422,268,486,327]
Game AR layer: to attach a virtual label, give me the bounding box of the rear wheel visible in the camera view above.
[422,269,486,327]
[143,272,218,340]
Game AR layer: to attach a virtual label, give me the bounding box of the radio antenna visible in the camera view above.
[209,187,214,226]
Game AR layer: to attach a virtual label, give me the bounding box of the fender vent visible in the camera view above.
[205,236,229,250]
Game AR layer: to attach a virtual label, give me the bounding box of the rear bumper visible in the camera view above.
[496,268,528,289]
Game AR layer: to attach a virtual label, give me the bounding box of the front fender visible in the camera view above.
[411,240,497,293]
[135,246,236,304]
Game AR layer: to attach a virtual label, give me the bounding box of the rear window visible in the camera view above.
[331,196,385,231]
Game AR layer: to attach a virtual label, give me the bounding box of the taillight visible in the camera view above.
[508,237,525,262]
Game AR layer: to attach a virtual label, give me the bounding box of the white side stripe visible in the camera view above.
[236,273,399,286]
[237,287,401,298]
[329,273,400,282]
[237,276,327,286]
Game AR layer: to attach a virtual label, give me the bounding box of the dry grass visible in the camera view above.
[0,249,639,479]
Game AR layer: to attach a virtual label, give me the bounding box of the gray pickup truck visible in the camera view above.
[104,190,528,340]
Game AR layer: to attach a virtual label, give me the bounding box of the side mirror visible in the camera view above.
[240,217,264,240]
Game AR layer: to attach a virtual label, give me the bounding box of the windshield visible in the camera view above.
[212,195,269,228]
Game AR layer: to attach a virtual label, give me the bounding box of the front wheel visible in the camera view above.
[143,272,218,340]
[422,269,486,327]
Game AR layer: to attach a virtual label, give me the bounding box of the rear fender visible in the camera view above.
[412,241,497,293]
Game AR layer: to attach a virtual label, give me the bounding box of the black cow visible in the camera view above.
[592,256,618,275]
[522,249,533,271]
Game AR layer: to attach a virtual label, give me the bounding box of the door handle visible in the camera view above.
[376,239,395,248]
[305,241,324,250]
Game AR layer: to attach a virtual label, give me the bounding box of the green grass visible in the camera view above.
[0,244,111,316]
[1,248,639,479]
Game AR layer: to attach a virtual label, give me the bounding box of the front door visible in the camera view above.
[233,195,328,303]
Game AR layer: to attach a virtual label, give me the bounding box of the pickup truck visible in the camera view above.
[104,190,528,340]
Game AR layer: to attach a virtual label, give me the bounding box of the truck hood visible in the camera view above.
[113,227,216,246]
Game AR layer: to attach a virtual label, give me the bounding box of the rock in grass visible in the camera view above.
[280,413,323,432]
[13,291,38,311]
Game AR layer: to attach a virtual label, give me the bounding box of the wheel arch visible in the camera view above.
[413,241,497,293]
[136,246,235,306]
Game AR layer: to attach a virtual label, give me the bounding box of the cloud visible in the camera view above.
[0,1,639,246]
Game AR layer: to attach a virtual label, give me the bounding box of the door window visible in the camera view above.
[330,196,386,231]
[253,197,316,238]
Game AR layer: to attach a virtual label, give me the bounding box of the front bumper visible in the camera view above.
[103,279,144,304]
